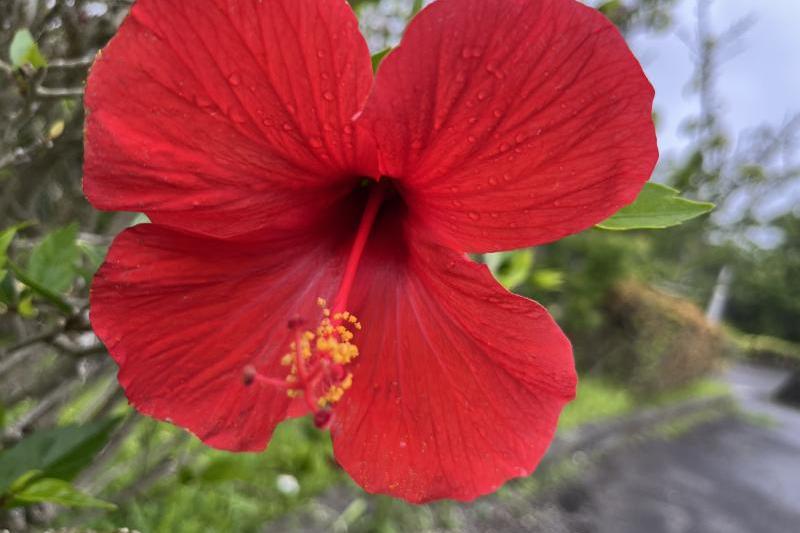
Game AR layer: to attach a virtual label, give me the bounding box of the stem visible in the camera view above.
[7,259,74,314]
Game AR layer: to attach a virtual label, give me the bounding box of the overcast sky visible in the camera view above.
[631,0,800,158]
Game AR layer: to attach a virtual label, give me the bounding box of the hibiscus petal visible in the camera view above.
[358,0,658,252]
[84,0,376,239]
[91,224,345,450]
[331,237,576,502]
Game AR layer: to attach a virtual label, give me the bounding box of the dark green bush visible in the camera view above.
[579,280,724,396]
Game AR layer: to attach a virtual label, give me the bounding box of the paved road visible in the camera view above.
[560,363,800,533]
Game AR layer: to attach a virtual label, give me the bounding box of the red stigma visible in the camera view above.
[314,410,333,429]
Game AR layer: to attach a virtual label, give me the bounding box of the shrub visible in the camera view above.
[577,280,724,396]
[724,328,800,369]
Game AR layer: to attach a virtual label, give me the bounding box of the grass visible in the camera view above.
[557,376,729,432]
[558,377,635,430]
[725,326,800,365]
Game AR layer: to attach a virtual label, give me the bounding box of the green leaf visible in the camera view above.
[596,183,714,231]
[9,29,47,69]
[531,268,564,291]
[0,222,30,270]
[0,266,15,306]
[8,260,73,314]
[9,477,116,510]
[16,293,37,318]
[0,418,120,493]
[7,470,43,494]
[0,223,31,308]
[598,0,622,15]
[411,0,424,17]
[77,242,107,278]
[485,249,534,290]
[371,48,392,72]
[26,223,80,294]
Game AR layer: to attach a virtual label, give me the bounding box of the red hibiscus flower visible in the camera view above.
[84,0,657,502]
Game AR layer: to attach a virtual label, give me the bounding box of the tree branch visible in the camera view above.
[34,85,84,99]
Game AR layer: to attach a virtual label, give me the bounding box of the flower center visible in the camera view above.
[243,180,389,428]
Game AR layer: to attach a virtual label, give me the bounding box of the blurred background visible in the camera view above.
[0,0,798,531]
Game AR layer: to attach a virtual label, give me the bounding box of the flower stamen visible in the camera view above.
[244,298,361,429]
[243,183,385,429]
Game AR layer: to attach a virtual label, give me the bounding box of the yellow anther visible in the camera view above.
[341,373,353,390]
[279,298,363,405]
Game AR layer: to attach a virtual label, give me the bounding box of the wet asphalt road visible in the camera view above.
[563,363,800,533]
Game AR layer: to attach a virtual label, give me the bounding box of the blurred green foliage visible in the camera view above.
[86,418,342,533]
[725,215,800,342]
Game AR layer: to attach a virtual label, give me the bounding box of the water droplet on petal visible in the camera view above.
[468,211,480,221]
[411,140,423,150]
[344,125,354,134]
[228,73,241,86]
[309,137,323,148]
[515,133,525,143]
[286,104,296,115]
[323,91,335,101]
[493,109,503,118]
[477,91,487,101]
[468,135,477,143]
[282,123,293,131]
[488,177,498,186]
[195,95,212,108]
